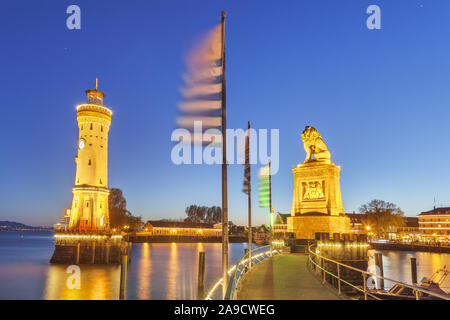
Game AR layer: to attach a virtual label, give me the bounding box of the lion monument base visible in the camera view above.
[287,126,350,240]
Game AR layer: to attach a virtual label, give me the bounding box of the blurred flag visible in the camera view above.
[259,165,271,208]
[242,124,250,194]
[270,206,274,227]
[177,23,224,145]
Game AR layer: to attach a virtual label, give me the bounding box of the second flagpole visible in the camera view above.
[269,161,273,256]
[220,10,229,300]
[247,121,252,270]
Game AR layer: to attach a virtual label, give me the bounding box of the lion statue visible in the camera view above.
[301,126,331,163]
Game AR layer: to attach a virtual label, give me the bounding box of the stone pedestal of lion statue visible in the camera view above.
[287,126,350,241]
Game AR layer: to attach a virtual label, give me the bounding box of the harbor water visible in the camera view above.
[0,231,449,299]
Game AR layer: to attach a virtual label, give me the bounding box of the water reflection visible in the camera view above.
[166,243,179,299]
[43,264,120,300]
[137,243,151,300]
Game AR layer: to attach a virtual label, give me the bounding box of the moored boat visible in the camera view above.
[368,266,450,300]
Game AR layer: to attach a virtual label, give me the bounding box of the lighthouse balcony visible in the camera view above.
[76,103,113,118]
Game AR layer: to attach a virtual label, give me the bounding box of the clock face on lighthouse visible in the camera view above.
[79,139,85,150]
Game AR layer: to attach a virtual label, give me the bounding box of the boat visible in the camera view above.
[368,266,450,300]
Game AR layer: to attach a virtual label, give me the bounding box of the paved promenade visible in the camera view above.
[236,253,344,300]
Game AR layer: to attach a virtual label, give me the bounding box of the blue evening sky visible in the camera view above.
[1,0,450,226]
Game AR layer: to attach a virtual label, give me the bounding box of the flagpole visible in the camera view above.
[247,121,252,270]
[269,161,272,255]
[220,10,229,300]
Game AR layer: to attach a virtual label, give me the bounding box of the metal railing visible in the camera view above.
[225,245,279,300]
[308,244,450,300]
[205,245,279,300]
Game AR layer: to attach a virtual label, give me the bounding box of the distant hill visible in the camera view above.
[0,221,52,231]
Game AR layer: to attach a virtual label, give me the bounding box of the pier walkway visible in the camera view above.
[236,253,344,300]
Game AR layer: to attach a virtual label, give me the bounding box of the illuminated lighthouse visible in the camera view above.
[68,80,112,231]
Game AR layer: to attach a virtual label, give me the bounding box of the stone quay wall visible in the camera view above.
[370,242,450,254]
[309,234,369,297]
[50,240,123,264]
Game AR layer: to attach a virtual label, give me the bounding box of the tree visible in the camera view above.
[185,205,201,223]
[207,206,222,224]
[228,221,245,235]
[211,206,222,224]
[359,199,405,238]
[184,205,222,224]
[108,188,142,231]
[205,207,216,224]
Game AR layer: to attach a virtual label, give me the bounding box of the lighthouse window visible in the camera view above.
[90,123,93,130]
[100,179,103,184]
[101,126,103,132]
[86,202,89,208]
[88,159,91,166]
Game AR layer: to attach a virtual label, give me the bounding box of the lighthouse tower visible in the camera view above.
[68,80,112,231]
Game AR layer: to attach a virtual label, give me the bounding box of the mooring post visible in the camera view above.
[105,243,110,265]
[374,253,384,290]
[197,251,206,299]
[411,257,418,285]
[128,242,132,264]
[119,254,128,300]
[76,242,81,264]
[91,241,96,264]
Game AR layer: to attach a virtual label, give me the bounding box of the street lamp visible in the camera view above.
[365,225,372,240]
